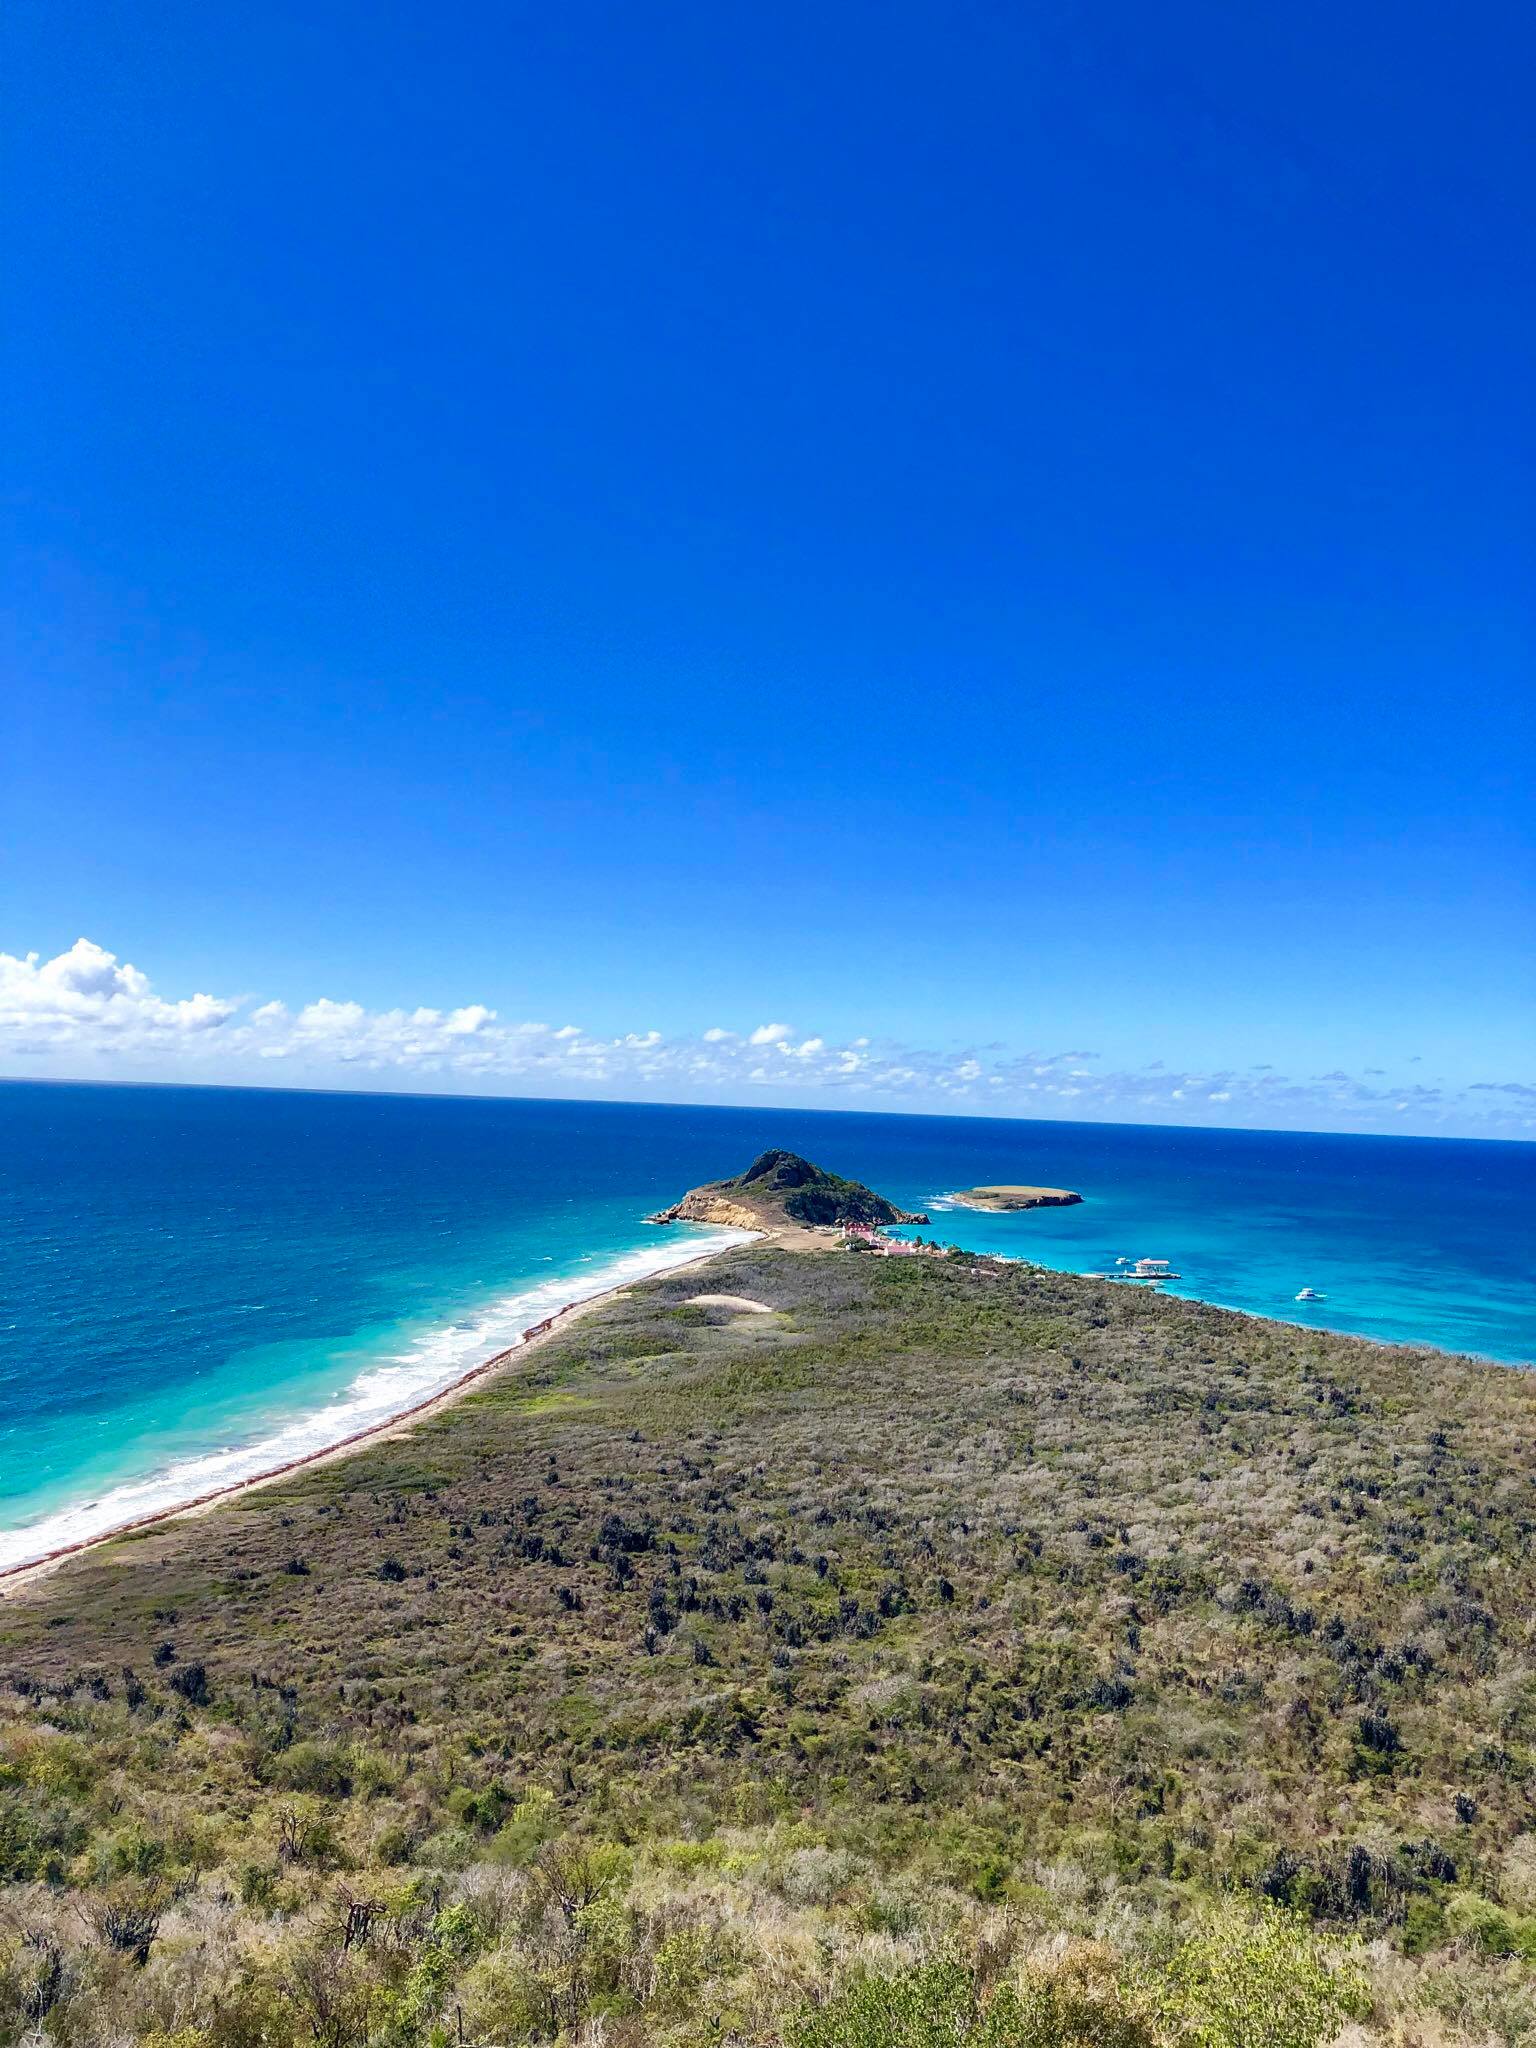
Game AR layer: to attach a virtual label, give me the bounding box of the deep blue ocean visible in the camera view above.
[2,1081,1531,1570]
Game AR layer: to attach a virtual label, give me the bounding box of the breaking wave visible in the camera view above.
[0,1226,753,1574]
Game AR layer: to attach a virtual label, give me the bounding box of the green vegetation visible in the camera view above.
[653,1149,927,1228]
[5,1240,1536,2044]
[720,1150,920,1227]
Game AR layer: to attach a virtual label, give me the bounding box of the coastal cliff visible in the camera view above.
[649,1147,928,1230]
[946,1183,1083,1212]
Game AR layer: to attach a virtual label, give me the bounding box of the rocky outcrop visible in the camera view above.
[649,1149,928,1231]
[946,1185,1082,1212]
[649,1192,767,1231]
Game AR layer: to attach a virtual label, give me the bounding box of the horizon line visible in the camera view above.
[0,1068,1527,1149]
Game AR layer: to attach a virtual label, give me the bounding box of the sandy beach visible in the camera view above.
[0,1230,770,1598]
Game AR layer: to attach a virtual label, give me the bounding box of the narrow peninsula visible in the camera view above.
[4,1154,1529,2047]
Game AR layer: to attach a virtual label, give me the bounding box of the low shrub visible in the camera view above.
[1157,1901,1367,2048]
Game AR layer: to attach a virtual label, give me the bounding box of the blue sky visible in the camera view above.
[3,0,1532,1134]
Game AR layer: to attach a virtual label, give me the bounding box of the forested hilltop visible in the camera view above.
[5,1239,1536,2046]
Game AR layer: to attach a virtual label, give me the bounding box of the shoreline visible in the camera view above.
[1069,1263,1516,1365]
[0,1230,759,1596]
[905,1205,1526,1368]
[3,1221,1520,1596]
[969,1246,1513,1365]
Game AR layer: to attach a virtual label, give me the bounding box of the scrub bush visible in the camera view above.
[1156,1901,1366,2048]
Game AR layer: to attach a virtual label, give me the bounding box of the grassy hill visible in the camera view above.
[4,1241,1536,2045]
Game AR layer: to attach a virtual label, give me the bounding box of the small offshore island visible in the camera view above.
[3,1149,1534,2048]
[946,1182,1083,1212]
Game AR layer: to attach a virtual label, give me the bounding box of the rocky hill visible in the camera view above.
[649,1147,928,1230]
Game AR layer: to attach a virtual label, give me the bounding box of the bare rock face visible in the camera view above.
[649,1150,928,1231]
[650,1192,767,1231]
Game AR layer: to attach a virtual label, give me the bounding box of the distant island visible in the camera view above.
[649,1147,928,1230]
[946,1183,1083,1211]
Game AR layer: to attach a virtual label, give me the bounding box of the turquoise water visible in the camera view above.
[2,1082,1531,1570]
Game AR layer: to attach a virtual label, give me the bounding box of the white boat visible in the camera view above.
[1131,1257,1179,1280]
[1295,1287,1325,1302]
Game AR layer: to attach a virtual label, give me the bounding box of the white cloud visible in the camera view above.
[0,938,1527,1139]
[0,938,237,1048]
[295,999,366,1033]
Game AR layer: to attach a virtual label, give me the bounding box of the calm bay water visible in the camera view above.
[2,1081,1530,1569]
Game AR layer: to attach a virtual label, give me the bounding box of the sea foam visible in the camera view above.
[0,1226,753,1574]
